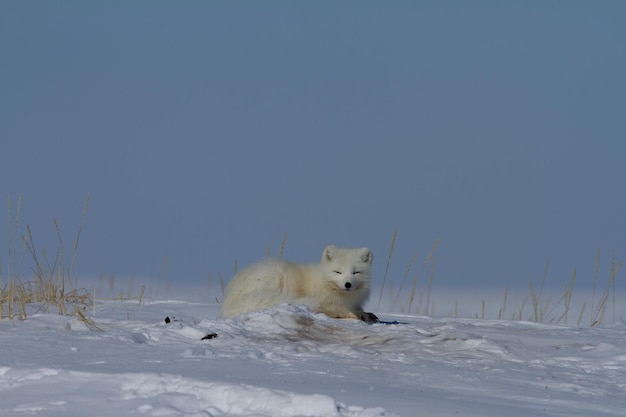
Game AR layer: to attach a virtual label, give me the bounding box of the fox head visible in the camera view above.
[320,245,373,293]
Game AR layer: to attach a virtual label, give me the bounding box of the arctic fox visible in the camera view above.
[221,245,379,323]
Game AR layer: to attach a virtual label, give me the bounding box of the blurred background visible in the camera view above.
[2,2,624,308]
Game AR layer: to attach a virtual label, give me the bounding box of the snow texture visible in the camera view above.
[1,301,625,416]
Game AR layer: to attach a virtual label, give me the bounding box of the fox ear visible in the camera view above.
[323,245,336,262]
[359,248,372,264]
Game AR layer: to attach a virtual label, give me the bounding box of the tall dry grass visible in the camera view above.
[3,199,621,329]
[1,194,96,326]
[377,229,397,310]
[379,231,622,327]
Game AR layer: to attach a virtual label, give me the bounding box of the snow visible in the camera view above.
[1,300,625,417]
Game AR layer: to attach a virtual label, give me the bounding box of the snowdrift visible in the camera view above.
[1,301,625,416]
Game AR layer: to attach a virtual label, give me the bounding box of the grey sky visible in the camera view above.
[2,1,624,293]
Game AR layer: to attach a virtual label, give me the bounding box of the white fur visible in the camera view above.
[221,245,376,322]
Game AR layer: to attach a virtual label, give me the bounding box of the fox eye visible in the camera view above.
[333,270,342,275]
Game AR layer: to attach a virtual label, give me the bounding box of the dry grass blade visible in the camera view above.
[74,308,103,332]
[610,250,621,323]
[69,194,90,288]
[425,257,436,315]
[528,258,550,322]
[278,233,288,259]
[138,285,145,305]
[590,251,622,327]
[498,287,508,320]
[390,248,419,311]
[407,240,439,314]
[551,270,576,325]
[577,302,587,327]
[377,229,397,310]
[590,250,600,324]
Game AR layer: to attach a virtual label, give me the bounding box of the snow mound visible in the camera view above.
[0,368,391,417]
[121,372,389,417]
[216,303,396,345]
[194,304,514,363]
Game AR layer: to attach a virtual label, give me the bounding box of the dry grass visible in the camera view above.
[589,250,622,326]
[381,236,439,315]
[3,200,622,329]
[376,231,621,327]
[376,229,397,310]
[502,252,622,326]
[1,194,95,323]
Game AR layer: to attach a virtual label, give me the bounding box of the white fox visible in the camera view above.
[221,245,378,323]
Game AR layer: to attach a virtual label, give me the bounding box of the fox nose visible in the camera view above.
[344,282,352,289]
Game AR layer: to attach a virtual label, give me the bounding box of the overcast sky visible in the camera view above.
[2,1,625,296]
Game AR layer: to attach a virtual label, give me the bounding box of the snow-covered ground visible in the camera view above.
[1,299,625,417]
